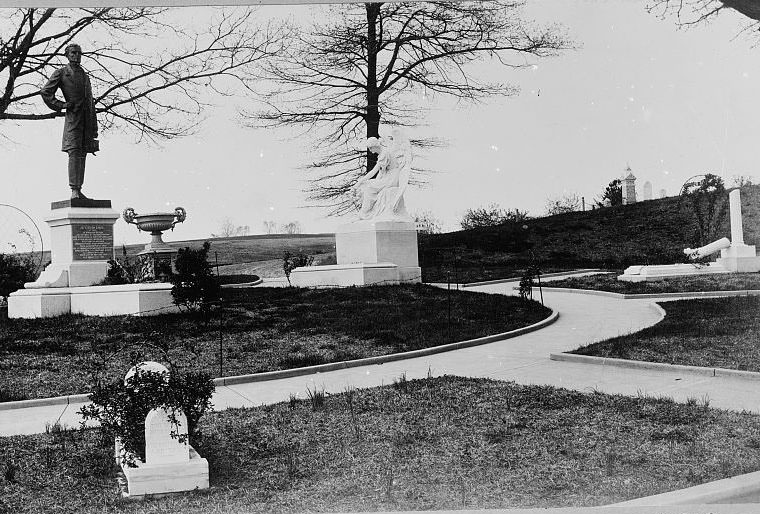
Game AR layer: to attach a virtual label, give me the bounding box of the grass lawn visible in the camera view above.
[572,296,760,372]
[545,271,760,294]
[0,284,550,401]
[3,376,760,513]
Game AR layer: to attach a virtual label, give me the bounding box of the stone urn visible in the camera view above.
[122,207,186,281]
[123,207,186,254]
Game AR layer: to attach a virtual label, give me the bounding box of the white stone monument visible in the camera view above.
[291,129,421,287]
[622,168,637,205]
[619,188,760,281]
[117,363,209,498]
[643,181,653,201]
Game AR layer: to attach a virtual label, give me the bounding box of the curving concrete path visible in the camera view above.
[3,279,760,437]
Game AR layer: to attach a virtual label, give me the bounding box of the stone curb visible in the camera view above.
[220,278,263,289]
[535,286,760,300]
[549,352,760,381]
[0,393,91,411]
[614,469,760,506]
[215,310,559,386]
[461,269,603,288]
[0,310,559,410]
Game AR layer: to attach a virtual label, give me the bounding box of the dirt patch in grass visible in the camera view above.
[0,284,550,400]
[545,271,760,294]
[572,296,760,371]
[3,376,760,513]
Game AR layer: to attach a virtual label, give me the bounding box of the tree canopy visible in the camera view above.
[251,1,571,215]
[0,7,283,141]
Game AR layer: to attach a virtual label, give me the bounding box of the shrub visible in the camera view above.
[79,366,214,467]
[679,174,728,246]
[170,241,220,312]
[518,265,541,300]
[0,252,37,297]
[460,203,530,230]
[283,250,314,286]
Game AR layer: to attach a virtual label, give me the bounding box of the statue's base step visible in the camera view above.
[290,262,421,287]
[7,283,178,318]
[618,263,731,282]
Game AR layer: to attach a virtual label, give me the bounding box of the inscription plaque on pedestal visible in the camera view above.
[72,224,113,261]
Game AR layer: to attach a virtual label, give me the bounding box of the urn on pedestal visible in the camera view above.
[123,207,186,281]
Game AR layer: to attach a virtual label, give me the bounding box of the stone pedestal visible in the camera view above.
[6,199,170,318]
[291,219,421,287]
[27,199,119,288]
[716,244,760,272]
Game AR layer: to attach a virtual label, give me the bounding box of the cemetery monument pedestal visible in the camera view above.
[290,129,422,287]
[291,219,422,287]
[8,200,180,318]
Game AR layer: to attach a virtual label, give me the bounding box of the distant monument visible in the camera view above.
[659,188,667,199]
[290,128,421,286]
[643,181,653,201]
[622,167,637,205]
[619,188,760,281]
[40,43,99,200]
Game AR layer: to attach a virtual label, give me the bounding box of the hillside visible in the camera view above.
[420,184,760,282]
[22,184,760,284]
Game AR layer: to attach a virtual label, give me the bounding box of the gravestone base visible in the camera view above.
[8,283,178,318]
[119,446,209,499]
[290,219,421,287]
[716,244,760,273]
[618,263,731,282]
[290,262,421,287]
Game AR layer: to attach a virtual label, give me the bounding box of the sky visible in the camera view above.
[1,0,760,251]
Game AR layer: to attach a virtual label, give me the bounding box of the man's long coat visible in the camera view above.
[40,64,98,153]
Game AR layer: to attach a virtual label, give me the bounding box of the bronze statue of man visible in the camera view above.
[40,44,99,200]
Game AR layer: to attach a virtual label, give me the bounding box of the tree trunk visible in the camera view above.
[365,2,381,173]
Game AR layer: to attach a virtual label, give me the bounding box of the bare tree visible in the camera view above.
[262,220,277,234]
[211,217,250,238]
[648,0,760,28]
[544,193,581,216]
[249,1,571,214]
[1,8,283,141]
[281,221,301,234]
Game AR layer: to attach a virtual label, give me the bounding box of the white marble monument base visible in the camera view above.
[290,262,421,287]
[25,203,119,289]
[716,244,760,272]
[618,263,731,282]
[8,283,178,318]
[290,219,421,287]
[120,446,209,498]
[336,219,420,268]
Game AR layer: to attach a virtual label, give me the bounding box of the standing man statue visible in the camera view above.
[41,44,99,200]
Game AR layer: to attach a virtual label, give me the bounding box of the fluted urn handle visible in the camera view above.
[123,207,138,226]
[171,207,186,230]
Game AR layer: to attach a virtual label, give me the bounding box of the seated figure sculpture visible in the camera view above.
[353,129,412,220]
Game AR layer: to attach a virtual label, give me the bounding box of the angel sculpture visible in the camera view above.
[353,129,413,220]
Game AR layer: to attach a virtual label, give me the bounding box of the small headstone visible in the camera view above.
[659,188,667,199]
[144,407,189,465]
[643,181,652,201]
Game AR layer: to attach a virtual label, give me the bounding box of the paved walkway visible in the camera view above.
[4,278,760,437]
